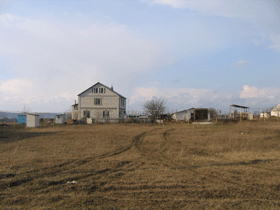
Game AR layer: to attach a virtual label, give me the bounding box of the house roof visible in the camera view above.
[78,82,126,99]
[272,104,280,112]
[26,113,39,116]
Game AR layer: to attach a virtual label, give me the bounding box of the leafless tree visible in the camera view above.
[22,104,31,113]
[65,106,72,120]
[208,107,217,118]
[143,97,167,117]
[0,112,8,124]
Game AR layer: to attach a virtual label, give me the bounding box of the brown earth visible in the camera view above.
[0,121,280,209]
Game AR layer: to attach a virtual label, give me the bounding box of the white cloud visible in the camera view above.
[129,86,233,111]
[232,60,249,66]
[142,0,280,52]
[0,78,34,95]
[128,85,280,111]
[240,85,280,101]
[0,13,168,111]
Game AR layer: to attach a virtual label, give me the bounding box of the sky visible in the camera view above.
[0,0,280,113]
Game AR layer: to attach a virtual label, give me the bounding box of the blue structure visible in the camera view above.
[17,114,26,124]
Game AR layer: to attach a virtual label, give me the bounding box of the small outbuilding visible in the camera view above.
[172,108,209,122]
[26,113,39,128]
[271,104,280,117]
[260,113,270,118]
[17,114,26,124]
[55,114,66,124]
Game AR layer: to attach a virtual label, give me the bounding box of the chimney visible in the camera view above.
[75,100,76,104]
[111,85,113,91]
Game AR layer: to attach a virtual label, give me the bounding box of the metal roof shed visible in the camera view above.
[230,104,249,119]
[17,114,26,124]
[26,113,39,128]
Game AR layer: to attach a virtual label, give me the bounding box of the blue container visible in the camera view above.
[17,115,26,124]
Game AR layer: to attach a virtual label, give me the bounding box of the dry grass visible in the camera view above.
[0,121,280,209]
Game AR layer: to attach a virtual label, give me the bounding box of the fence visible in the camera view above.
[1,107,280,128]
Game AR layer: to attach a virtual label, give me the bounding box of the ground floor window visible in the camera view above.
[84,111,90,118]
[103,111,110,118]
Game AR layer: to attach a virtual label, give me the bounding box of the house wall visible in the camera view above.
[173,110,193,121]
[271,111,280,117]
[17,115,26,124]
[78,84,126,120]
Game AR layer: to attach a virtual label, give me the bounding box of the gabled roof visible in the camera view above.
[272,104,280,112]
[78,82,126,99]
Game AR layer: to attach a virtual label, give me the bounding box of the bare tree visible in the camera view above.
[143,97,167,117]
[208,108,217,118]
[22,104,31,113]
[65,106,72,120]
[0,112,8,124]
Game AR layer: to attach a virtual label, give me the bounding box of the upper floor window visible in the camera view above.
[120,98,125,106]
[94,98,102,105]
[93,87,106,94]
[99,88,106,93]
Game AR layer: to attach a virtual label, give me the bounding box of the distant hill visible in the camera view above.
[0,112,71,120]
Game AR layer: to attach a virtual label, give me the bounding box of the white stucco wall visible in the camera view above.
[77,84,126,120]
[26,114,39,127]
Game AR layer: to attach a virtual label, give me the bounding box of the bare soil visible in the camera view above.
[0,121,280,209]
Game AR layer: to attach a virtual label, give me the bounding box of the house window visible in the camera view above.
[84,111,90,118]
[120,98,125,106]
[94,88,98,93]
[99,88,103,93]
[94,98,102,105]
[103,111,109,118]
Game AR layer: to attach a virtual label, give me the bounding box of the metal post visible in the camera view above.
[188,110,190,124]
[240,108,242,123]
[13,112,15,128]
[53,113,54,127]
[216,109,218,123]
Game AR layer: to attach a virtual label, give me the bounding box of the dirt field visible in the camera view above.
[1,121,280,209]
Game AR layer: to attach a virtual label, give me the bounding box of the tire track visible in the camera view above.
[0,131,149,190]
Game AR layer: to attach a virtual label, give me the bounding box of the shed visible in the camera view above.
[55,114,66,124]
[17,114,26,124]
[172,108,209,122]
[260,113,269,118]
[26,113,39,128]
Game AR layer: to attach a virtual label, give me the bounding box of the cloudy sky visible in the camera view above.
[1,0,280,113]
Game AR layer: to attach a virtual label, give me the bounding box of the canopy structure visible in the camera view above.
[230,104,249,109]
[230,104,250,119]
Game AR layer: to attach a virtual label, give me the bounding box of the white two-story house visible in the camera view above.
[72,82,126,122]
